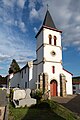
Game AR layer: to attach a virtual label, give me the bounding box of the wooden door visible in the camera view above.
[50,80,57,97]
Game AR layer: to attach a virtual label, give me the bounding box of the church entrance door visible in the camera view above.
[50,80,57,97]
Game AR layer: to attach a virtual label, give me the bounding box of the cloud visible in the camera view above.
[3,0,15,7]
[0,24,35,68]
[2,0,80,49]
[28,0,45,22]
[15,20,27,33]
[45,0,80,50]
[3,0,25,9]
[0,54,10,62]
[17,0,26,9]
[0,0,26,32]
[29,8,39,20]
[63,47,67,51]
[28,0,36,9]
[0,0,80,76]
[34,27,38,34]
[0,67,4,70]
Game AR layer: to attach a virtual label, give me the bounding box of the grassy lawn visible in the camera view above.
[9,100,80,120]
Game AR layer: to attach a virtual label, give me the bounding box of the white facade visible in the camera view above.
[10,72,20,88]
[62,69,73,95]
[33,25,73,96]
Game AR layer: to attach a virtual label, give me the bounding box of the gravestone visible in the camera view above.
[13,89,26,100]
[13,88,36,108]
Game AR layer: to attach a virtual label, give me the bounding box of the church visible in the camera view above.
[9,10,73,97]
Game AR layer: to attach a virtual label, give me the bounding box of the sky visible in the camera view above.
[0,0,80,77]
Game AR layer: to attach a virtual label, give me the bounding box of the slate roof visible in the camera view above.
[35,10,62,38]
[43,10,56,29]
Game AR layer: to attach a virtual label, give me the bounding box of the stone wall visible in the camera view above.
[39,73,48,93]
[60,74,66,97]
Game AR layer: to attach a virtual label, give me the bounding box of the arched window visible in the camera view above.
[48,34,52,44]
[54,36,57,46]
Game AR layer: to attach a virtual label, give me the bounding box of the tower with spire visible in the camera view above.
[33,10,73,97]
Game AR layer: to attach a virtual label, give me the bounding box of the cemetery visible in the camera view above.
[8,88,80,120]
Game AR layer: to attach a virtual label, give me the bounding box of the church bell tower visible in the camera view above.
[35,10,63,95]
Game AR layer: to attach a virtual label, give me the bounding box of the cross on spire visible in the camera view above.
[47,4,49,10]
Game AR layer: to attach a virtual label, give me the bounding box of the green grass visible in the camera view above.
[9,100,80,120]
[9,104,28,120]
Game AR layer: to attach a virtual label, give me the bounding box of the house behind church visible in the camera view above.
[9,10,73,97]
[8,61,33,89]
[72,76,80,94]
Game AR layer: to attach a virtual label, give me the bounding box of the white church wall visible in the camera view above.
[20,66,29,88]
[37,47,43,63]
[44,45,62,62]
[43,62,62,80]
[62,69,73,95]
[36,30,43,50]
[29,63,34,89]
[43,62,62,96]
[32,61,37,89]
[10,72,21,88]
[29,66,33,82]
[37,63,43,79]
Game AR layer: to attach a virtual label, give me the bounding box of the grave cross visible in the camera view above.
[35,80,40,89]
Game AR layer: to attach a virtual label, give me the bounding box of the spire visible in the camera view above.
[43,10,56,29]
[35,9,62,38]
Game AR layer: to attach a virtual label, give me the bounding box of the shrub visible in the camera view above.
[10,89,14,101]
[31,89,43,103]
[37,101,51,109]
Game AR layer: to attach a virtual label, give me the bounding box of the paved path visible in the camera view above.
[0,89,7,107]
[0,89,8,120]
[52,95,80,116]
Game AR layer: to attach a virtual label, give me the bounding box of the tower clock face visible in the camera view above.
[51,51,56,56]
